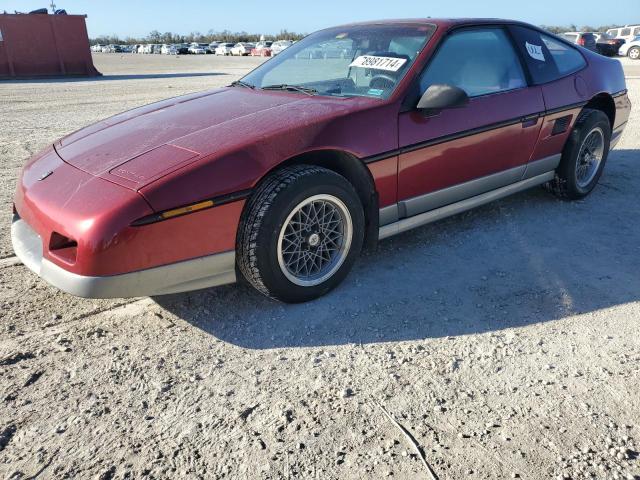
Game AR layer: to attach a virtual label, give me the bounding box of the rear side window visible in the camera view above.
[419,27,527,97]
[621,28,631,36]
[542,35,587,74]
[510,26,586,84]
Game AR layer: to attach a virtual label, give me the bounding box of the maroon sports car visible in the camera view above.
[12,19,630,302]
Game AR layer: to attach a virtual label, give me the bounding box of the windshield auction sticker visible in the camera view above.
[349,55,407,72]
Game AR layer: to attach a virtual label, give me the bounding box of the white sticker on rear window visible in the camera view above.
[525,42,545,61]
[349,55,407,72]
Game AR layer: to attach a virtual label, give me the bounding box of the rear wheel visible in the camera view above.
[547,109,611,200]
[237,165,364,303]
[629,47,640,60]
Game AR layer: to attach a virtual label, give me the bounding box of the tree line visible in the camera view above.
[540,24,621,34]
[90,29,306,45]
[90,24,627,46]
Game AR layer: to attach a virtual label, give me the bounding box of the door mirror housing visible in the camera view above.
[416,84,469,112]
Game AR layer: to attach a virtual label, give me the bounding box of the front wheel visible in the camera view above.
[629,47,640,60]
[547,109,611,200]
[237,165,364,303]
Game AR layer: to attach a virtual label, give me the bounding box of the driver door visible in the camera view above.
[397,27,545,217]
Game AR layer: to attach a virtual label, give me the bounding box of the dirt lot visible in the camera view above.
[1,54,639,480]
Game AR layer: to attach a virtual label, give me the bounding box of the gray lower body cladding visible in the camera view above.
[378,154,560,239]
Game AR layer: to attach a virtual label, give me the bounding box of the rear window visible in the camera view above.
[563,34,578,43]
[510,26,586,84]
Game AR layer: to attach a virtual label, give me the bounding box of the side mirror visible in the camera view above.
[417,84,469,112]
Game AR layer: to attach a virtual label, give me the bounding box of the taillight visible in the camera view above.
[578,37,586,46]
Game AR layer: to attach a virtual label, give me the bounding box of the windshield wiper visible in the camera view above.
[261,84,318,96]
[230,80,255,89]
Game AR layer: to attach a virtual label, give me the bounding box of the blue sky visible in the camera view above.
[2,0,634,37]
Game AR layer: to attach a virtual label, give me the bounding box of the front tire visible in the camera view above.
[237,165,364,303]
[628,47,640,60]
[548,109,611,200]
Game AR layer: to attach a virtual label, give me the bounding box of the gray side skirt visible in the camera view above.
[378,155,560,240]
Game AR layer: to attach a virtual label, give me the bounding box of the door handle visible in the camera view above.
[520,114,539,128]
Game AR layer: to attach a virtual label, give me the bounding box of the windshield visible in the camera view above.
[240,23,435,99]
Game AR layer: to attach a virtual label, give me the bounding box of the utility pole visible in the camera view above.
[50,1,57,13]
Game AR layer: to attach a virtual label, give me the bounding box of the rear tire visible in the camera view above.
[547,108,611,200]
[237,165,364,303]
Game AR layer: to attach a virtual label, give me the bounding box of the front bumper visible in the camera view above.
[11,216,236,298]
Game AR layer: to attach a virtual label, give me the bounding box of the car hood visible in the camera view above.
[55,87,311,182]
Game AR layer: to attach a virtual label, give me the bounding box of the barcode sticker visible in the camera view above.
[349,55,407,72]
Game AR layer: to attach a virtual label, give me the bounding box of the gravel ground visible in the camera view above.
[1,54,640,480]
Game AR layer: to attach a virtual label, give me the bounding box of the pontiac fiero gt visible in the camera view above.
[12,19,630,302]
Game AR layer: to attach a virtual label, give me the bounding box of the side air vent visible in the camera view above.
[551,115,571,135]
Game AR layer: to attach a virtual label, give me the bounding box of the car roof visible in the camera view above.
[331,18,533,30]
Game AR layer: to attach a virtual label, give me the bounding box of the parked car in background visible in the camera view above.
[618,35,640,59]
[102,45,123,53]
[215,43,235,55]
[271,40,293,55]
[161,44,178,55]
[188,44,207,54]
[231,42,255,56]
[594,33,626,56]
[192,43,213,53]
[176,44,190,55]
[209,42,220,52]
[606,25,640,44]
[251,41,273,56]
[13,19,630,303]
[91,44,104,53]
[563,32,597,51]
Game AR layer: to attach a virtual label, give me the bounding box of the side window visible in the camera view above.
[633,27,640,36]
[541,34,586,75]
[620,28,631,37]
[510,26,586,84]
[419,28,527,97]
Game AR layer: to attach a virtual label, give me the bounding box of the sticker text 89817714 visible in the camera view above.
[349,55,408,72]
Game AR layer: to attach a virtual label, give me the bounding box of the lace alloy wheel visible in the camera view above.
[277,194,353,287]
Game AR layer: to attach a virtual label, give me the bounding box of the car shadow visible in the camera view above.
[1,72,228,83]
[153,148,640,349]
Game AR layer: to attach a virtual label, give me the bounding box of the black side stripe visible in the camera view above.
[363,101,588,164]
[132,189,252,226]
[545,101,588,116]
